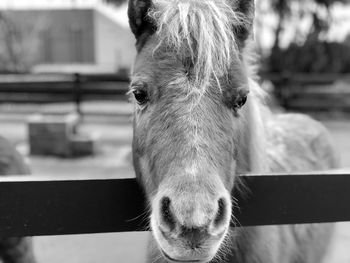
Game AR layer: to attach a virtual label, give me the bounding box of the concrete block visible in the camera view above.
[70,133,99,157]
[28,113,79,157]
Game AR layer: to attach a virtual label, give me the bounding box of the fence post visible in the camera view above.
[73,73,82,117]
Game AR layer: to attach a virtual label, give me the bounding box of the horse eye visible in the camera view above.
[235,95,247,109]
[133,89,149,105]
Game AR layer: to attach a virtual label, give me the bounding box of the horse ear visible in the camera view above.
[128,0,154,40]
[234,0,255,42]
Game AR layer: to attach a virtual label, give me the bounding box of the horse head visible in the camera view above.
[128,0,256,261]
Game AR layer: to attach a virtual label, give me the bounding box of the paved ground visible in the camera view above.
[0,101,350,263]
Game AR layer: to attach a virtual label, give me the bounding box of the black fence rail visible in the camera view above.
[0,172,349,237]
[262,73,350,111]
[0,73,130,105]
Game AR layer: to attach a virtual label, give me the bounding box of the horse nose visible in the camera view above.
[158,196,229,237]
[179,226,208,249]
[159,196,176,231]
[213,198,228,227]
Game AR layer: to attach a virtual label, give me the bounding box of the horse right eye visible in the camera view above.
[133,89,149,105]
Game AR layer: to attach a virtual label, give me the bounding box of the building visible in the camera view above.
[0,1,136,74]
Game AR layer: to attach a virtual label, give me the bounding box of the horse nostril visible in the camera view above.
[214,198,227,226]
[160,196,176,231]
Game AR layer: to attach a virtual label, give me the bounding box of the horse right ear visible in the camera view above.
[128,0,154,40]
[234,0,255,43]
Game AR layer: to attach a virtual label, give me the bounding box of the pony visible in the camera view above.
[0,136,36,263]
[127,0,338,262]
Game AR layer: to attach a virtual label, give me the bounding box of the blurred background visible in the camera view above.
[0,0,349,262]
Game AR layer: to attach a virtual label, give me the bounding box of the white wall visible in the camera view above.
[93,4,136,73]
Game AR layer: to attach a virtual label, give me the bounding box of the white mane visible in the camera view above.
[148,0,249,95]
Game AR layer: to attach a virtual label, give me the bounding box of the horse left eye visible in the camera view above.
[236,95,247,108]
[133,89,149,105]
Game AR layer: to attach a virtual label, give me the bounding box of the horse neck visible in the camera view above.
[235,79,269,174]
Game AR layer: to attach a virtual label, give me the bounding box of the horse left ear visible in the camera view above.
[234,0,255,43]
[128,0,155,41]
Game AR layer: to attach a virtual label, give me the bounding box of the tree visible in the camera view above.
[0,12,23,72]
[269,0,349,51]
[262,0,350,73]
[0,12,42,73]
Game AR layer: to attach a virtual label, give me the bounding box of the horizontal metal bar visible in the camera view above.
[234,172,350,226]
[0,173,349,237]
[0,73,129,83]
[0,82,128,93]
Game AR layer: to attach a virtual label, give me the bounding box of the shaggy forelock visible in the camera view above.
[148,0,249,96]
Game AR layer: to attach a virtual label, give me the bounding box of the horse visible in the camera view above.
[0,136,36,263]
[127,0,338,262]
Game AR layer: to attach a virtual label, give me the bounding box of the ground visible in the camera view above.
[0,101,349,263]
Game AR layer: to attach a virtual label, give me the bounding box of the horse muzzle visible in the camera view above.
[150,188,232,262]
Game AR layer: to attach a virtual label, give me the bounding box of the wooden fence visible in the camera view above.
[262,73,350,111]
[0,172,350,237]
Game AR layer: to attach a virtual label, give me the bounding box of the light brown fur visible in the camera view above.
[128,0,338,262]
